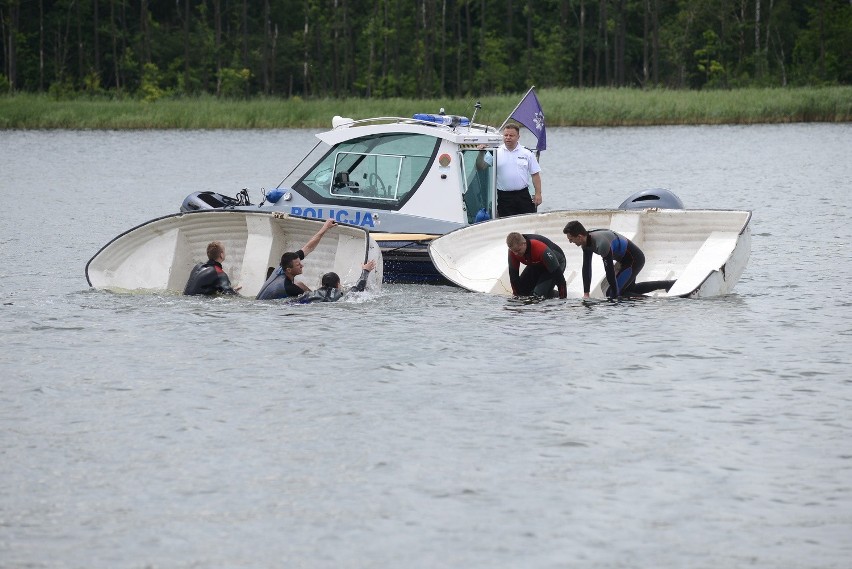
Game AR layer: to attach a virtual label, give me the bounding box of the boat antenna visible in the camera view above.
[469,100,481,131]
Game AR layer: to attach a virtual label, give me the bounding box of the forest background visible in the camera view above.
[2,0,850,98]
[0,1,849,128]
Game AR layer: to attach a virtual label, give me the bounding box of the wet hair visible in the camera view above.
[321,272,340,288]
[280,251,300,270]
[207,241,224,261]
[563,221,587,237]
[506,232,525,247]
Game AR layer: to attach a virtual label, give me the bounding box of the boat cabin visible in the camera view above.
[267,116,504,233]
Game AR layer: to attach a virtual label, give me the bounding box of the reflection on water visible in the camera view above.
[1,125,850,568]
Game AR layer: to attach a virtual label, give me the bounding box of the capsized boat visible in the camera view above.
[86,210,382,296]
[179,113,504,284]
[428,205,751,299]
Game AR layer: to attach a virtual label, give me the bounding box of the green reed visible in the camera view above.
[1,87,849,129]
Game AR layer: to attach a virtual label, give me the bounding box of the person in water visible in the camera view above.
[295,260,377,303]
[183,241,241,296]
[506,231,567,299]
[562,220,675,299]
[256,219,337,300]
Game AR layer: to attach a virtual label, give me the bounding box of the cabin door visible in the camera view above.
[459,149,495,224]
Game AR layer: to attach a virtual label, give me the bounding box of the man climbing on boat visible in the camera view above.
[256,219,337,300]
[506,232,567,299]
[476,123,543,217]
[294,260,377,303]
[183,241,242,296]
[563,220,675,299]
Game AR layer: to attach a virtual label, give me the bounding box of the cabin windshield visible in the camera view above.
[290,133,440,209]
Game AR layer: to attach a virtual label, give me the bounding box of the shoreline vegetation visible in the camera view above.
[1,87,849,130]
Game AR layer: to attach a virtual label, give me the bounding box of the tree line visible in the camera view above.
[1,0,849,100]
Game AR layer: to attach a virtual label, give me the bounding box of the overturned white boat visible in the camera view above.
[86,210,382,296]
[428,207,751,299]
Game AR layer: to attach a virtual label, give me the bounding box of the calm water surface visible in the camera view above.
[1,124,851,568]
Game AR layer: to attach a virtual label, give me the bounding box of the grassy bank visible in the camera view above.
[1,87,849,129]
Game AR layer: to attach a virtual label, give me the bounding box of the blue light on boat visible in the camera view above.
[413,113,471,127]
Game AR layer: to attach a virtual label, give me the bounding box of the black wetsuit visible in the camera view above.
[256,250,306,300]
[508,234,567,298]
[295,269,371,303]
[582,229,674,298]
[183,260,238,296]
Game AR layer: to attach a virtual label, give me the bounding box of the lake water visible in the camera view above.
[1,124,850,569]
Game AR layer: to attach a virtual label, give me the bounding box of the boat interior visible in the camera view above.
[86,211,380,296]
[428,209,752,298]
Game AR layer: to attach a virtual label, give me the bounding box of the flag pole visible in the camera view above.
[500,85,535,130]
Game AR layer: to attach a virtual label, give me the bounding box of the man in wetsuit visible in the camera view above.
[183,241,241,296]
[256,219,336,300]
[506,232,567,299]
[295,260,377,303]
[562,220,674,299]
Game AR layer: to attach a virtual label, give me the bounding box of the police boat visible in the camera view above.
[180,111,503,284]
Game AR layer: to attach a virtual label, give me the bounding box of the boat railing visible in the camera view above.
[331,115,498,134]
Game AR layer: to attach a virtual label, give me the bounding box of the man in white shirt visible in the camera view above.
[476,123,543,217]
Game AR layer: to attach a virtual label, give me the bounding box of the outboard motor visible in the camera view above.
[618,188,685,210]
[180,189,251,212]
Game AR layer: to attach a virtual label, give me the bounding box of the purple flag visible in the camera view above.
[507,87,546,152]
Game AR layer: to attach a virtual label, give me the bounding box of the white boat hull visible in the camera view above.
[86,210,382,296]
[428,209,751,298]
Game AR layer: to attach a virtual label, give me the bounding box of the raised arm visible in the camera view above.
[350,259,377,293]
[301,219,337,256]
[475,144,491,170]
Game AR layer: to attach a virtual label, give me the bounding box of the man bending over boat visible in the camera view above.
[563,220,675,299]
[506,232,567,299]
[256,219,337,300]
[183,241,242,296]
[294,260,377,303]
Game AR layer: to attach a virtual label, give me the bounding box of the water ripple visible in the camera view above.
[3,125,851,569]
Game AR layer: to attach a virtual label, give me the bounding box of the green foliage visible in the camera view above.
[82,71,104,96]
[532,24,574,89]
[695,30,726,88]
[119,47,140,93]
[48,79,76,101]
[219,68,252,99]
[791,0,852,85]
[476,33,511,94]
[0,0,849,98]
[139,63,166,102]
